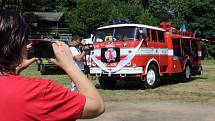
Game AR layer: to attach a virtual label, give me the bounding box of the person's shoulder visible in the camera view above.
[70,46,78,50]
[70,46,77,51]
[14,75,53,87]
[17,74,50,82]
[18,75,69,95]
[70,46,80,56]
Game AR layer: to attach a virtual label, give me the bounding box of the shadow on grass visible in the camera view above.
[96,79,146,90]
[159,76,208,87]
[96,76,208,90]
[40,68,66,75]
[115,80,144,90]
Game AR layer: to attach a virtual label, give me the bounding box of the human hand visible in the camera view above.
[26,43,32,50]
[16,57,38,74]
[50,41,74,69]
[16,43,38,74]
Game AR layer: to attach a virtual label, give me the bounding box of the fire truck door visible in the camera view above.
[151,30,157,59]
[151,30,168,73]
[157,31,168,72]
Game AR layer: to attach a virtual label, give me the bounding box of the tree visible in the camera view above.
[135,9,158,26]
[21,0,75,12]
[170,0,191,23]
[201,41,209,59]
[22,0,54,12]
[65,0,115,36]
[0,0,21,11]
[18,0,215,41]
[187,0,215,39]
[209,45,215,59]
[115,0,158,25]
[148,0,174,22]
[112,0,149,8]
[148,0,192,28]
[65,0,157,36]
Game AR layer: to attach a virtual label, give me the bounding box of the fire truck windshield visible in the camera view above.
[95,27,138,42]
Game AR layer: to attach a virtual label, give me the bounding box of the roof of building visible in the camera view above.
[23,12,64,22]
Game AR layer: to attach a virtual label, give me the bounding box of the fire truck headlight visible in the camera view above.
[132,63,136,68]
[126,61,131,66]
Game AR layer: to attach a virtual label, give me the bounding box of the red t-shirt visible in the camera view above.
[0,74,86,121]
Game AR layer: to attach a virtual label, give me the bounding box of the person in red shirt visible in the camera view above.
[0,10,105,121]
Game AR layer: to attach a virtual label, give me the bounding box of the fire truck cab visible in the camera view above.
[89,22,202,89]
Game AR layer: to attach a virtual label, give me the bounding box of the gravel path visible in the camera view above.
[79,101,215,121]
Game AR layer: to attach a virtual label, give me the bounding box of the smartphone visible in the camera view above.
[32,39,55,58]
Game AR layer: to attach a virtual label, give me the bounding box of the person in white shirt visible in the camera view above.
[69,36,86,91]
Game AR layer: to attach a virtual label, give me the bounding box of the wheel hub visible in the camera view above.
[185,66,190,79]
[147,69,155,85]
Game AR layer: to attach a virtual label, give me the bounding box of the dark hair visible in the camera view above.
[0,10,29,74]
[71,35,82,41]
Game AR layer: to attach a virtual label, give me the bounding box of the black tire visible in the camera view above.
[99,77,117,89]
[37,64,40,71]
[182,64,191,81]
[36,59,42,71]
[40,65,47,75]
[38,64,43,71]
[144,64,159,89]
[197,65,203,75]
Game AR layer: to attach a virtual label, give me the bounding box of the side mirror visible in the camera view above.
[139,33,148,42]
[145,36,149,42]
[139,28,148,42]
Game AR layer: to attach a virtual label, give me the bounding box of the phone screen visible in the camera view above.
[32,40,55,58]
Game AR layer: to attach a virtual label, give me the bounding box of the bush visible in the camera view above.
[209,45,215,59]
[201,42,209,59]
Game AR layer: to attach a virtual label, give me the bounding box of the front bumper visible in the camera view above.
[90,67,143,75]
[42,63,56,67]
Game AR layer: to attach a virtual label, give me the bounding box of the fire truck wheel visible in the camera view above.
[197,65,203,75]
[144,64,159,89]
[99,77,116,89]
[182,64,191,81]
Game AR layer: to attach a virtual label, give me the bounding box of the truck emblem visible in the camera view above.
[105,48,117,62]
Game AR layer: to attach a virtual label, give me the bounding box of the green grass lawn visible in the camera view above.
[21,59,215,104]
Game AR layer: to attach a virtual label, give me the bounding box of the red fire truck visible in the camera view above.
[89,22,202,89]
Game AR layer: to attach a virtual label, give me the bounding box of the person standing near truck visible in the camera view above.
[69,35,86,91]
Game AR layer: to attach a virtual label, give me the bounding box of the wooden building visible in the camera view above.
[23,12,69,34]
